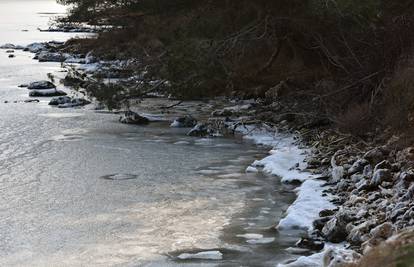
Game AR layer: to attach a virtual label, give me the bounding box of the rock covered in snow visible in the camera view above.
[119,111,150,125]
[27,81,56,90]
[170,115,197,128]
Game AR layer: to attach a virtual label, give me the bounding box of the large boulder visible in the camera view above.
[119,111,150,125]
[170,115,197,128]
[27,81,56,90]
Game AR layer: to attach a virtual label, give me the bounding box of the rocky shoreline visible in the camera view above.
[2,39,414,266]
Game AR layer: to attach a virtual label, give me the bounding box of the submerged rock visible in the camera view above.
[119,111,150,125]
[27,80,56,90]
[170,115,197,128]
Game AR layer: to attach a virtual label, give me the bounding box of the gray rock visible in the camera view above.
[371,169,392,187]
[331,166,345,183]
[363,164,373,177]
[401,183,414,201]
[58,98,91,108]
[295,238,324,251]
[370,222,394,240]
[313,216,332,231]
[170,115,197,128]
[374,160,392,173]
[187,123,208,137]
[0,43,24,50]
[29,89,66,97]
[322,211,353,243]
[25,42,46,53]
[364,148,384,164]
[348,159,369,175]
[351,174,364,183]
[27,80,56,90]
[36,51,68,62]
[119,111,150,125]
[48,96,72,105]
[347,221,376,245]
[356,179,369,191]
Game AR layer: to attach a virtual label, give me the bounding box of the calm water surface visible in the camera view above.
[0,1,302,266]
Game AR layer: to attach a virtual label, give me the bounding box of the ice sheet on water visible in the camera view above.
[177,250,223,260]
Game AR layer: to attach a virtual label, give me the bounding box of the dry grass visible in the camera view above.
[346,229,414,267]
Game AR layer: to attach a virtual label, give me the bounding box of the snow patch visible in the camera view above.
[235,125,333,233]
[277,179,334,231]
